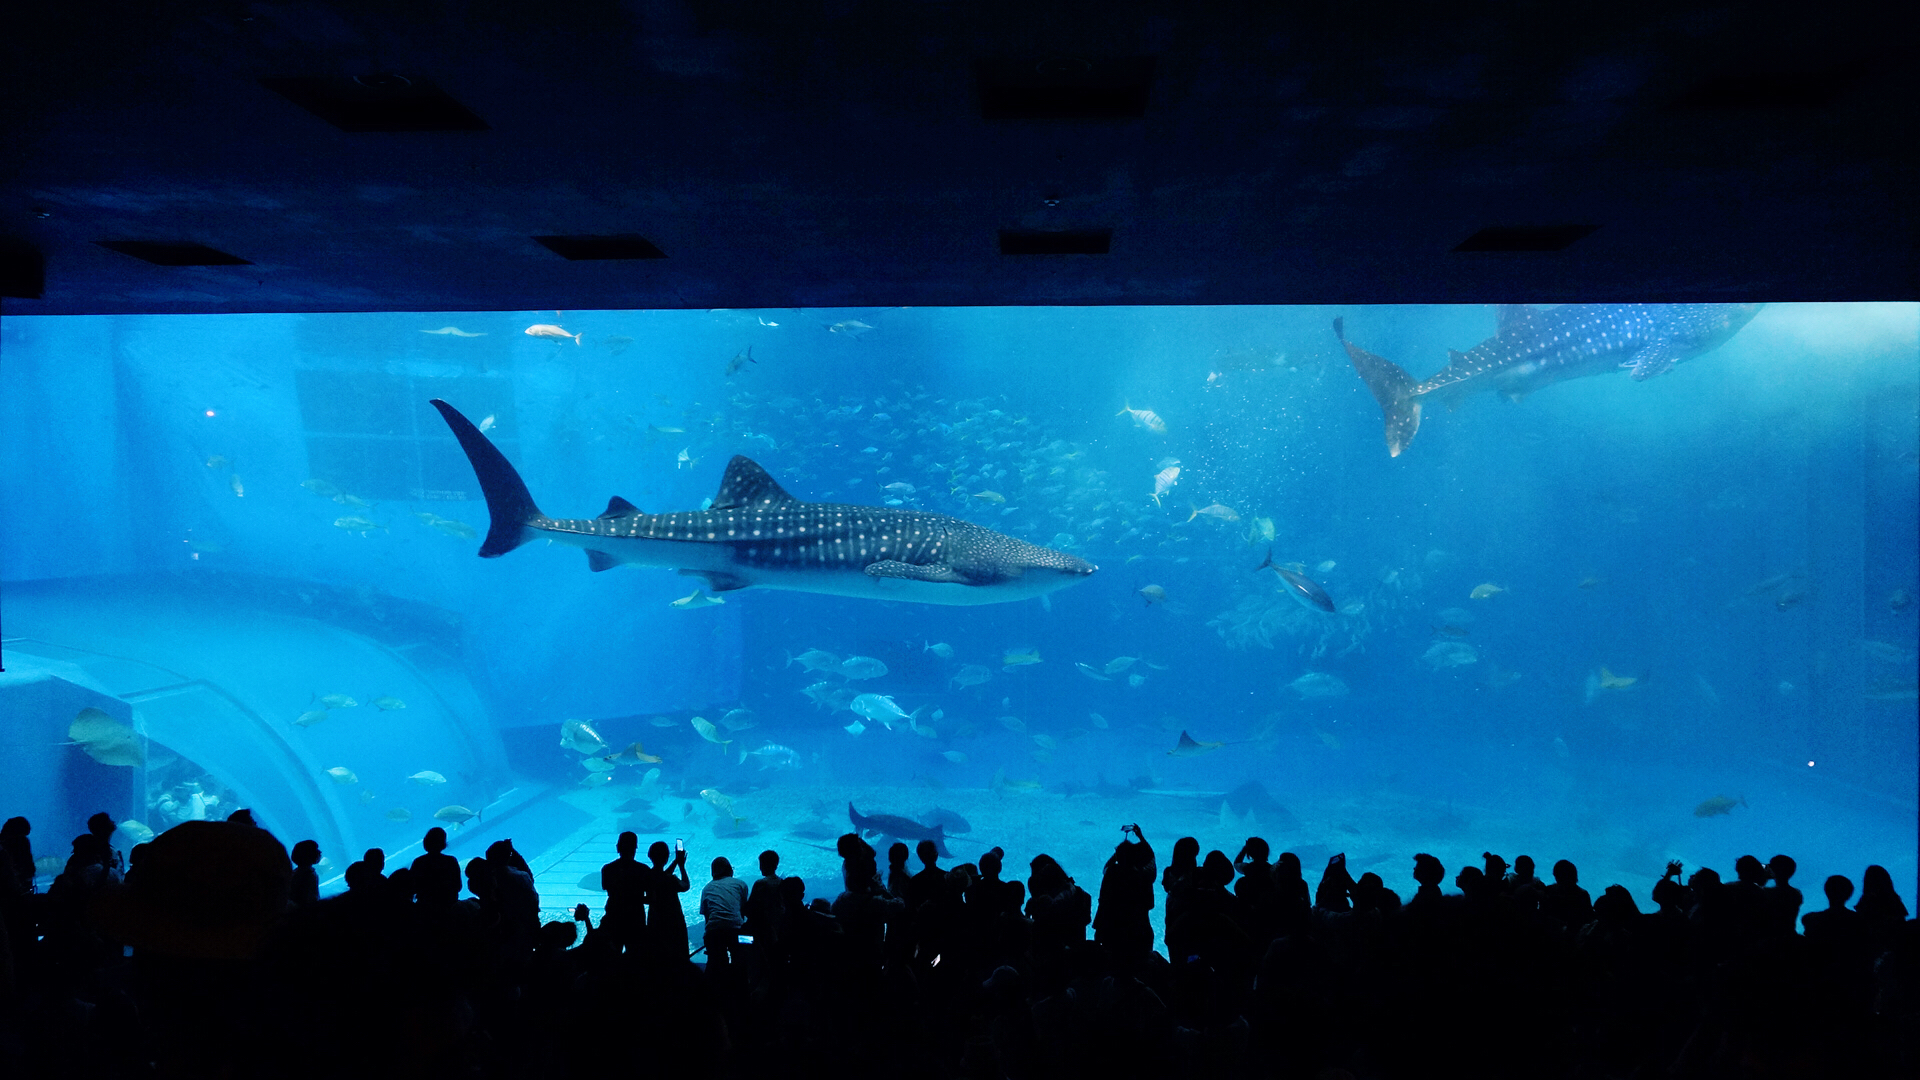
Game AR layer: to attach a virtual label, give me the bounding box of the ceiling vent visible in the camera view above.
[260,76,489,132]
[1670,68,1864,109]
[1453,225,1597,252]
[1000,229,1113,255]
[532,235,668,261]
[976,57,1155,120]
[1,238,44,298]
[94,241,251,266]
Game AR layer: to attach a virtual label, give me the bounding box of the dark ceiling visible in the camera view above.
[2,1,1914,315]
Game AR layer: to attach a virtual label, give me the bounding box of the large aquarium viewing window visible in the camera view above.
[3,302,1915,931]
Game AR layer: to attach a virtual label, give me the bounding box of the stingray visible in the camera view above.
[1221,781,1299,830]
[67,707,144,767]
[711,818,760,840]
[1168,731,1225,757]
[787,819,842,841]
[618,811,670,833]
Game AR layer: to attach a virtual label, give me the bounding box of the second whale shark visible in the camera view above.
[429,399,1096,605]
[1338,303,1763,457]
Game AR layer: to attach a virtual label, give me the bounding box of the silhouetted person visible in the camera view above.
[1455,865,1492,902]
[461,856,498,936]
[1408,853,1446,910]
[385,865,415,911]
[599,831,646,950]
[1233,836,1278,938]
[1162,836,1202,963]
[1508,853,1544,914]
[781,874,839,980]
[834,846,904,978]
[1181,850,1249,972]
[973,846,1022,919]
[1479,853,1509,908]
[86,812,122,874]
[1854,864,1908,952]
[486,839,539,947]
[701,855,750,982]
[908,838,954,967]
[1025,853,1091,956]
[1314,852,1355,912]
[1803,874,1874,1011]
[1352,870,1401,916]
[225,807,257,828]
[1803,875,1860,945]
[47,832,116,966]
[289,839,321,908]
[341,858,381,902]
[410,827,461,905]
[1764,853,1802,937]
[909,839,947,907]
[886,841,912,899]
[1652,860,1687,916]
[1540,858,1592,932]
[1094,824,1156,964]
[641,839,692,958]
[1272,851,1312,935]
[745,849,786,972]
[0,817,31,894]
[1593,882,1640,921]
[343,847,386,904]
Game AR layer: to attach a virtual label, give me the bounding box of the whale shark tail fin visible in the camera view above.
[1334,318,1422,458]
[430,399,543,557]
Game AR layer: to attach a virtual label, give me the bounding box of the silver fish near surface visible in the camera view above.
[430,400,1095,606]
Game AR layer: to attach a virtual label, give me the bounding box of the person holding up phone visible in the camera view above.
[1094,824,1157,968]
[639,838,692,958]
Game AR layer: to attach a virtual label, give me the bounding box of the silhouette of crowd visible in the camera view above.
[0,808,1912,1078]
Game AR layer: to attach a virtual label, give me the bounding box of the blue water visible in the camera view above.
[3,303,1914,918]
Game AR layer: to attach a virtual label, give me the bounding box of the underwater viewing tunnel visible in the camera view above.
[0,4,1915,1076]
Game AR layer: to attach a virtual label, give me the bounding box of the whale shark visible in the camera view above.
[429,399,1096,605]
[1337,303,1763,456]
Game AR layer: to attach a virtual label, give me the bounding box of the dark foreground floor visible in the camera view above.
[2,813,1914,1079]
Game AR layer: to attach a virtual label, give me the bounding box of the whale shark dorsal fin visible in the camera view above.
[1494,304,1532,337]
[599,496,639,519]
[711,456,797,510]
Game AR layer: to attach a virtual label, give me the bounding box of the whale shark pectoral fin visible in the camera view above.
[1623,341,1680,381]
[679,568,751,592]
[864,560,973,585]
[585,550,619,573]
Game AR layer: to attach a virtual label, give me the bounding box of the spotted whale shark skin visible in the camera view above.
[429,399,1096,606]
[1337,303,1764,457]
